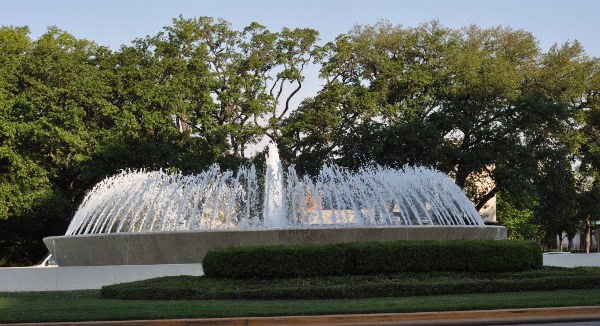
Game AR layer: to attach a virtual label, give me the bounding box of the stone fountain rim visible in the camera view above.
[44,225,507,266]
[50,224,498,239]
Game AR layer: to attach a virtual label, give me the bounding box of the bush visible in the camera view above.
[345,240,543,274]
[102,269,600,300]
[202,240,543,279]
[203,243,348,278]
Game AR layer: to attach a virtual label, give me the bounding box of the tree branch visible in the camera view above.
[475,186,498,211]
[279,80,302,120]
[269,77,281,98]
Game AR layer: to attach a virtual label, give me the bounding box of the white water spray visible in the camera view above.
[263,142,286,228]
[66,144,484,235]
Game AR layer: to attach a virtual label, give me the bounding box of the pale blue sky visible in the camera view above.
[2,0,599,56]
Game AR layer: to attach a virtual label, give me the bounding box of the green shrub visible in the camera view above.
[102,271,600,300]
[202,240,542,279]
[345,240,543,274]
[203,243,348,278]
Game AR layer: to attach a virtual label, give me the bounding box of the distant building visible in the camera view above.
[479,195,496,224]
[458,166,497,224]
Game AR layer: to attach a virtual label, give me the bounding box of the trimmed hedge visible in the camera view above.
[345,240,543,274]
[101,271,600,300]
[202,243,348,278]
[202,240,542,279]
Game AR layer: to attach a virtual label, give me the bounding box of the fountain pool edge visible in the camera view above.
[44,225,506,266]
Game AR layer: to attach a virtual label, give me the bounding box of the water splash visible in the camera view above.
[66,144,483,235]
[263,143,285,228]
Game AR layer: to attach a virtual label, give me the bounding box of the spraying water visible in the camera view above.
[65,143,483,235]
[263,143,285,228]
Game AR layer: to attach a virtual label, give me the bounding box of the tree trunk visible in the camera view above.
[558,232,564,251]
[231,136,241,158]
[568,237,573,252]
[475,186,498,211]
[586,216,592,254]
[454,163,469,189]
[177,113,191,135]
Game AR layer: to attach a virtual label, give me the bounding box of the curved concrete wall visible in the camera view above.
[44,225,507,266]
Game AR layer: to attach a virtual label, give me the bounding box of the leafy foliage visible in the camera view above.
[0,18,599,264]
[496,192,540,241]
[203,244,347,278]
[203,240,542,279]
[101,266,600,301]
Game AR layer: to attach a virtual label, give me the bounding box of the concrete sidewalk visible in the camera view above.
[543,252,600,267]
[9,306,600,326]
[0,264,203,292]
[1,253,598,292]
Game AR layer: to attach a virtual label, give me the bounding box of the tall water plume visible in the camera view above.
[263,143,285,228]
[65,144,483,235]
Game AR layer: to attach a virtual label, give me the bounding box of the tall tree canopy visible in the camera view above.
[0,26,114,264]
[0,18,598,265]
[284,21,597,214]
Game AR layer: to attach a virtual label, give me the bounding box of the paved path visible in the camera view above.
[7,306,600,326]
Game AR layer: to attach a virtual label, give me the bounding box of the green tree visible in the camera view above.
[577,180,600,253]
[90,18,222,176]
[496,192,540,241]
[262,26,320,145]
[533,154,579,250]
[570,56,600,252]
[1,18,598,265]
[0,26,114,265]
[284,21,453,171]
[286,21,595,218]
[0,26,45,222]
[114,16,320,164]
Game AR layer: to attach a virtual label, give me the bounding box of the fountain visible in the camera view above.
[44,143,506,266]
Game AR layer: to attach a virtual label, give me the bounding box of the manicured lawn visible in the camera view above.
[3,289,600,323]
[5,267,600,323]
[102,267,600,300]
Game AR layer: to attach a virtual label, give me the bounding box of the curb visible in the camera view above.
[8,306,600,326]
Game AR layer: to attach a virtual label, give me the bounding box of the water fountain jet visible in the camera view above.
[44,143,506,266]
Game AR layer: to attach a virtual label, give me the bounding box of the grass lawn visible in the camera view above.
[102,267,600,300]
[3,288,600,323]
